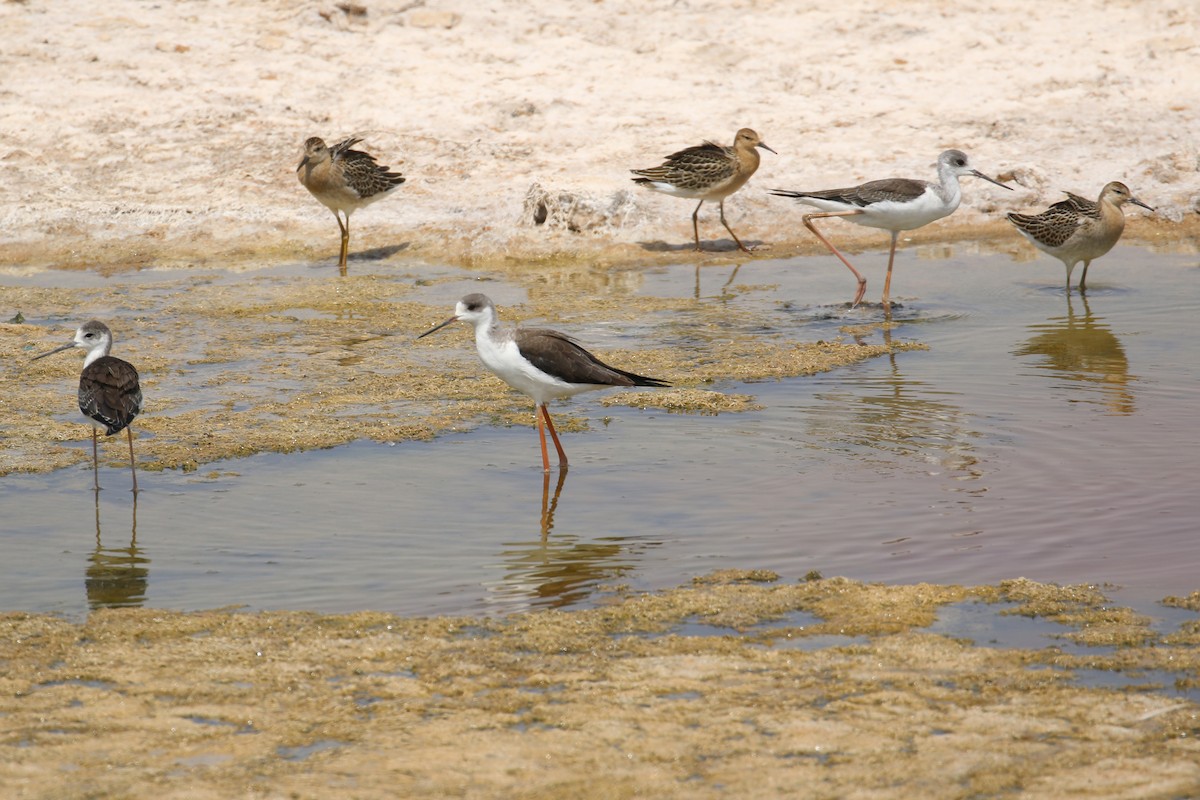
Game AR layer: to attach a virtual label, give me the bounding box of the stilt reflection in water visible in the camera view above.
[540,468,568,540]
[807,325,981,478]
[86,492,148,610]
[482,471,658,612]
[1013,293,1135,414]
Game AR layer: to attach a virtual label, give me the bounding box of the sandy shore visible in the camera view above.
[0,0,1196,268]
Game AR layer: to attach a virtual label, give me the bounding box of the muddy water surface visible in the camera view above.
[2,243,1198,618]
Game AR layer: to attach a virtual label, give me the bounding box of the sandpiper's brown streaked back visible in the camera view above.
[1007,181,1154,293]
[32,320,144,493]
[771,150,1011,312]
[418,293,669,473]
[297,136,405,272]
[632,127,776,254]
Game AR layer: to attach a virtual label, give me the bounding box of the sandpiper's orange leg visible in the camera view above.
[718,199,752,254]
[333,210,350,270]
[802,211,868,307]
[690,200,705,252]
[127,427,139,494]
[540,404,569,471]
[880,230,900,316]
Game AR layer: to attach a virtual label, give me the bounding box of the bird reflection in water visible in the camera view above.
[1013,293,1134,415]
[540,468,568,539]
[694,262,744,301]
[809,324,981,480]
[86,492,149,610]
[486,471,648,611]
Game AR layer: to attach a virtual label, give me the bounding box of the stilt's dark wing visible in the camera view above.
[516,328,669,388]
[79,356,143,436]
[773,177,929,208]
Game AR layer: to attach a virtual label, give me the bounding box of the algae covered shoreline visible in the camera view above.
[3,572,1199,799]
[6,218,1195,480]
[1,246,931,478]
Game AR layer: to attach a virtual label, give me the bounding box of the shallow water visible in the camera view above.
[3,243,1199,621]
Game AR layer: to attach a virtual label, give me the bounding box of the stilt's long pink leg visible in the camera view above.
[535,405,552,473]
[540,404,569,471]
[802,211,868,307]
[880,230,900,315]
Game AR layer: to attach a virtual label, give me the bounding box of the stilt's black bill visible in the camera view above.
[417,316,459,339]
[31,342,76,361]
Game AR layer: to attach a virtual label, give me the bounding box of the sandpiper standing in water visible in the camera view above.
[1007,181,1154,293]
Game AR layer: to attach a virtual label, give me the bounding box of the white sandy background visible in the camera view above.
[0,0,1196,261]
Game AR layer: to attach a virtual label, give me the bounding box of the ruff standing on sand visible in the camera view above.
[1007,181,1154,293]
[418,294,669,473]
[631,128,776,254]
[771,150,1011,310]
[33,320,143,492]
[297,136,405,271]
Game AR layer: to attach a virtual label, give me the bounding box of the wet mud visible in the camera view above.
[3,573,1198,798]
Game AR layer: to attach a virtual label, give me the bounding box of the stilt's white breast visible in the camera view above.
[860,186,960,230]
[475,327,593,406]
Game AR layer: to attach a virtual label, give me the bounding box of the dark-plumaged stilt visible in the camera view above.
[33,320,143,492]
